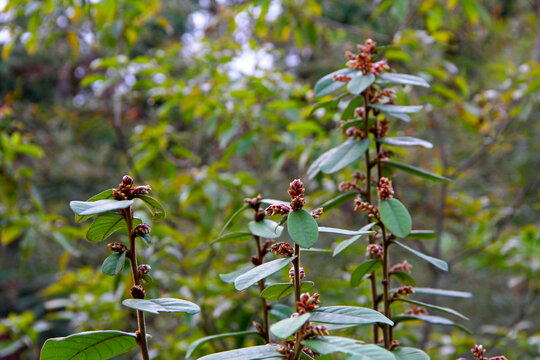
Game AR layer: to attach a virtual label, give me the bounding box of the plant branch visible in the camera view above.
[254,235,270,343]
[292,243,303,360]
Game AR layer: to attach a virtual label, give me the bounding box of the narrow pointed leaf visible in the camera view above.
[122,298,200,315]
[211,231,252,245]
[392,314,471,333]
[395,241,448,271]
[402,287,472,298]
[383,160,452,183]
[234,257,296,291]
[347,73,375,95]
[303,337,394,359]
[271,313,311,339]
[376,137,433,149]
[319,226,375,236]
[314,68,356,97]
[318,192,357,211]
[350,260,381,287]
[260,281,314,300]
[287,209,318,248]
[394,298,468,320]
[40,330,138,360]
[220,204,249,236]
[370,104,423,114]
[187,331,258,358]
[249,220,283,239]
[391,270,416,286]
[136,195,165,221]
[219,264,254,284]
[74,189,114,222]
[379,198,412,238]
[406,230,437,239]
[301,248,332,253]
[196,345,284,360]
[86,213,125,242]
[385,111,411,122]
[379,73,430,88]
[320,138,371,174]
[137,233,151,246]
[101,251,126,276]
[311,306,393,326]
[333,223,377,256]
[269,304,294,320]
[70,199,133,216]
[307,147,338,179]
[392,347,430,360]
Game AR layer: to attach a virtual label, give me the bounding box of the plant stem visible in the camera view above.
[254,236,270,343]
[292,243,303,360]
[362,92,379,343]
[123,207,151,360]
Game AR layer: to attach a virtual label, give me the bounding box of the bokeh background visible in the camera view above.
[1,0,539,359]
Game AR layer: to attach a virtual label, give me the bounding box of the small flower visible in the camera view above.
[310,208,323,219]
[265,203,291,216]
[138,264,151,275]
[130,285,146,299]
[389,260,412,274]
[133,223,151,236]
[297,292,320,313]
[367,244,384,260]
[392,286,414,300]
[290,196,306,211]
[271,242,294,257]
[339,181,363,192]
[288,179,305,198]
[377,177,394,200]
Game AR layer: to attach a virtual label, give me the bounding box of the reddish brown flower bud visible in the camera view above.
[297,292,321,313]
[290,266,305,282]
[354,107,365,118]
[271,242,294,257]
[332,74,352,82]
[354,198,379,219]
[244,194,263,209]
[404,305,428,316]
[392,286,414,300]
[122,175,134,187]
[389,260,412,274]
[377,177,394,200]
[138,264,151,275]
[339,181,363,192]
[130,285,145,299]
[367,244,384,260]
[290,196,306,211]
[108,242,127,253]
[288,179,305,198]
[112,189,129,200]
[345,126,364,138]
[132,185,151,195]
[133,223,151,236]
[310,208,323,219]
[265,203,291,216]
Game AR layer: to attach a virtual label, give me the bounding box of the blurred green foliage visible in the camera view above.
[0,0,539,359]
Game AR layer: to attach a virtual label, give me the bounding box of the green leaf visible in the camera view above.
[376,137,433,149]
[220,204,249,236]
[211,231,252,245]
[333,223,377,256]
[405,287,472,298]
[219,264,254,284]
[101,252,126,276]
[392,347,430,360]
[287,209,319,248]
[311,306,393,326]
[379,198,412,238]
[391,270,416,286]
[270,313,311,339]
[249,220,283,239]
[318,192,357,212]
[379,73,430,88]
[74,189,114,222]
[307,147,338,179]
[347,73,375,95]
[341,97,364,120]
[196,345,284,360]
[320,138,371,174]
[269,304,294,320]
[394,298,468,320]
[122,298,200,315]
[70,199,133,216]
[310,94,347,116]
[383,160,452,183]
[86,213,126,242]
[260,281,314,300]
[406,230,437,240]
[302,337,394,359]
[234,257,296,291]
[137,233,151,246]
[136,194,165,221]
[395,241,448,271]
[40,330,138,360]
[392,314,470,333]
[350,260,381,287]
[314,68,356,97]
[301,248,333,253]
[370,104,423,114]
[187,331,259,358]
[319,226,375,236]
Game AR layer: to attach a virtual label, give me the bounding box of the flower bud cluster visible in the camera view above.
[310,208,323,219]
[391,286,414,300]
[305,324,329,338]
[339,181,363,193]
[374,149,393,162]
[130,285,145,299]
[345,126,364,138]
[289,266,305,282]
[133,223,151,236]
[455,345,508,360]
[138,264,151,275]
[404,305,427,316]
[108,242,127,253]
[377,177,394,200]
[389,260,412,274]
[275,341,295,357]
[371,89,396,104]
[265,203,291,216]
[345,39,389,75]
[332,74,352,83]
[113,175,151,200]
[354,198,379,219]
[288,179,306,211]
[367,244,384,260]
[271,242,294,257]
[297,292,320,314]
[243,194,262,209]
[370,118,389,138]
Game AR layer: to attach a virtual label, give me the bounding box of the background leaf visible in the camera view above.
[320,139,371,174]
[249,220,283,239]
[101,251,126,276]
[136,195,166,221]
[395,241,448,271]
[122,298,200,315]
[234,257,296,291]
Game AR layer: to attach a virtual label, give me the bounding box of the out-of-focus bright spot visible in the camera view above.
[57,16,68,28]
[0,28,11,44]
[125,74,136,87]
[152,73,166,85]
[266,0,282,22]
[285,53,300,67]
[227,46,274,79]
[20,32,32,44]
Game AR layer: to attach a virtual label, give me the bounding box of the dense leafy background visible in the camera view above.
[0,0,539,359]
